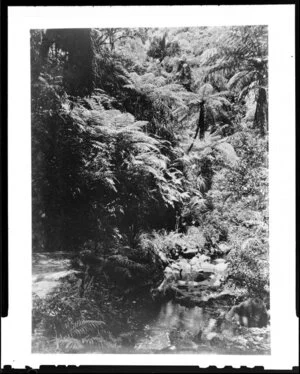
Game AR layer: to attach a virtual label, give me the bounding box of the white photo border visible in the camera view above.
[3,4,298,369]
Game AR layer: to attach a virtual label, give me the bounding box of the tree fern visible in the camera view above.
[147,32,180,62]
[187,132,239,166]
[52,319,115,353]
[199,26,268,136]
[186,83,232,152]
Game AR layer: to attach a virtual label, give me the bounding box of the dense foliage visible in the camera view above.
[32,26,269,353]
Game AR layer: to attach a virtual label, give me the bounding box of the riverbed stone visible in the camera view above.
[194,271,214,282]
[134,331,171,352]
[217,243,231,254]
[181,247,199,259]
[214,262,228,273]
[190,254,211,272]
[214,258,226,264]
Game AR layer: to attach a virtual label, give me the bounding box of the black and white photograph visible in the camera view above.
[3,4,297,369]
[31,25,271,355]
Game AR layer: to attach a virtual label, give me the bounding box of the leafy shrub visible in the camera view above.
[227,237,269,299]
[201,213,229,248]
[32,276,119,353]
[138,228,206,261]
[147,33,180,62]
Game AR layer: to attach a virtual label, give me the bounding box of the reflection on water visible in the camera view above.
[32,252,214,353]
[156,301,203,335]
[134,301,214,353]
[32,252,218,353]
[32,252,270,354]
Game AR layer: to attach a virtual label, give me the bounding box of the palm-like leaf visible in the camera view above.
[56,337,84,352]
[199,26,268,135]
[186,83,232,149]
[70,320,106,337]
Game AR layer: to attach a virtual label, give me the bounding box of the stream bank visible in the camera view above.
[32,250,270,354]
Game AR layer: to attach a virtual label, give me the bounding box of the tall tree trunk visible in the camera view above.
[41,29,95,96]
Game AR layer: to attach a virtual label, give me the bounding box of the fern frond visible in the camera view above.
[199,47,219,65]
[108,254,149,273]
[198,83,214,98]
[70,320,106,338]
[229,70,256,92]
[81,336,107,347]
[204,59,235,76]
[56,337,84,351]
[215,141,239,166]
[209,90,232,99]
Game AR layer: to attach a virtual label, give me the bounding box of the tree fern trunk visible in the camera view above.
[254,87,268,136]
[199,101,206,139]
[187,101,205,154]
[187,125,200,154]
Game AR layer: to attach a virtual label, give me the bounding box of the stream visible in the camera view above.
[32,252,78,298]
[32,252,270,354]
